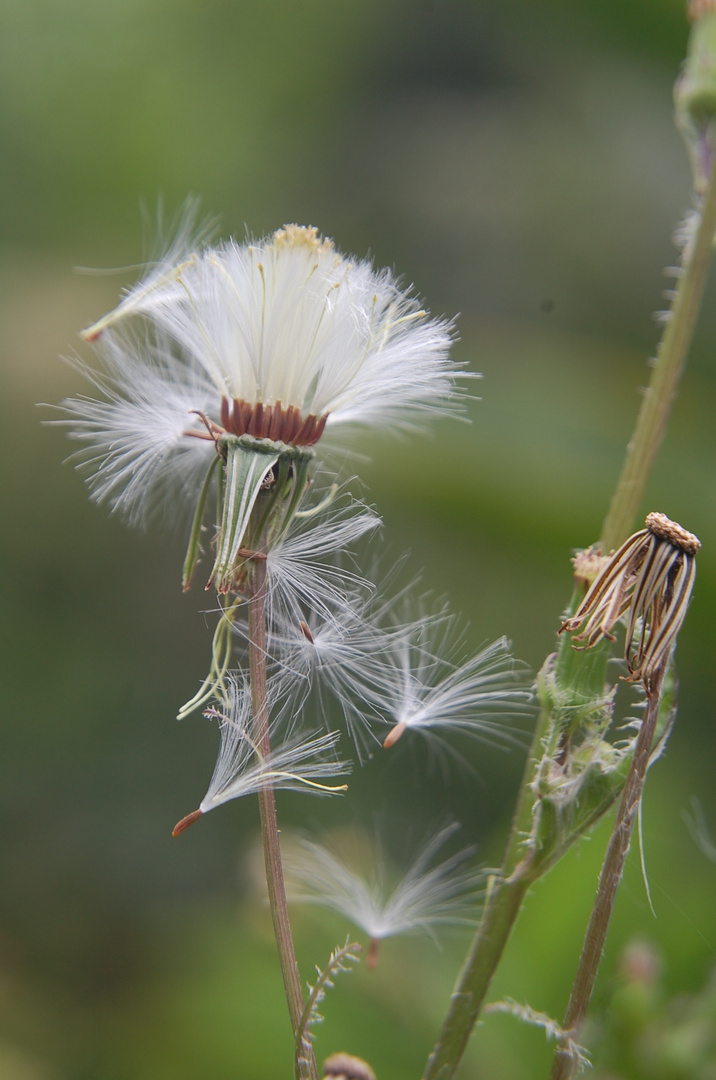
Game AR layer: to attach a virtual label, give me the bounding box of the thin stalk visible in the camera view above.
[548,665,666,1080]
[422,604,618,1079]
[421,691,552,1080]
[600,151,716,552]
[422,874,532,1080]
[247,549,318,1080]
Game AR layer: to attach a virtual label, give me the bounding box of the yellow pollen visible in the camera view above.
[272,224,334,255]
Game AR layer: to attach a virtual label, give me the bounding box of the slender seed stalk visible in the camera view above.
[247,546,319,1080]
[600,146,716,552]
[549,665,667,1080]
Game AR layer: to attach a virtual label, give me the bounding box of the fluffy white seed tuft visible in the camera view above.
[198,677,351,813]
[284,823,481,945]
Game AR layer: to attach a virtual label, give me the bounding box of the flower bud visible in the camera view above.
[675,4,716,192]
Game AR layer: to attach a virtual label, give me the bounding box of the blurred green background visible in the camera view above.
[2,0,716,1077]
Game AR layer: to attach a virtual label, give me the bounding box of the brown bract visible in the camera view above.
[220,397,328,446]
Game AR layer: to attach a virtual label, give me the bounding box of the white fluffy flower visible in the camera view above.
[61,224,463,527]
[284,823,480,966]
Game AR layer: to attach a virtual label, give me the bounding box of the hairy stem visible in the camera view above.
[549,666,666,1080]
[600,151,716,552]
[422,873,532,1080]
[422,600,617,1080]
[421,693,552,1080]
[248,551,318,1080]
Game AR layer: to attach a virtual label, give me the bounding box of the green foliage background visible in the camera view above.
[1,1,715,1077]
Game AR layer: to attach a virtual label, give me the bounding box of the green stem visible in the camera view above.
[549,666,666,1080]
[422,600,614,1080]
[421,686,553,1080]
[247,549,318,1080]
[600,149,716,552]
[422,873,532,1080]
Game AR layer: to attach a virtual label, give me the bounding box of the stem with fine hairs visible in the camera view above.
[420,678,554,1080]
[247,546,318,1080]
[548,665,667,1080]
[600,148,716,552]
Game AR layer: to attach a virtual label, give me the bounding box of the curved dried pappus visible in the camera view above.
[561,512,700,687]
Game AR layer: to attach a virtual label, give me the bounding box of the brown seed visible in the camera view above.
[172,808,202,837]
[383,721,406,748]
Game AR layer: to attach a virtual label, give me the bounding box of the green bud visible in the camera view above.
[675,10,716,192]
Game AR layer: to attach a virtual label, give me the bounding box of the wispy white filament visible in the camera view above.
[378,631,532,749]
[265,496,381,626]
[199,678,351,813]
[270,599,395,758]
[59,328,215,525]
[284,823,481,941]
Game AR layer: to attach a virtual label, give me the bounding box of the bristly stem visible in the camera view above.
[247,545,318,1080]
[421,685,553,1080]
[548,665,667,1080]
[600,148,716,553]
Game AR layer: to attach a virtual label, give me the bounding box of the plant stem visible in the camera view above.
[422,605,618,1079]
[248,550,318,1080]
[548,665,666,1080]
[422,873,532,1080]
[600,152,716,552]
[421,693,552,1080]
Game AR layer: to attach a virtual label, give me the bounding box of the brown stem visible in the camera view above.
[549,665,666,1080]
[248,551,318,1080]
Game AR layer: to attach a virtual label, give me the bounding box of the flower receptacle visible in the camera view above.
[208,435,313,594]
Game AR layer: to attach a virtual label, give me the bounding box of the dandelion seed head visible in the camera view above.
[60,223,465,528]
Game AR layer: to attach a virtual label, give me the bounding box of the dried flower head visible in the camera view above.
[561,512,700,687]
[323,1053,376,1080]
